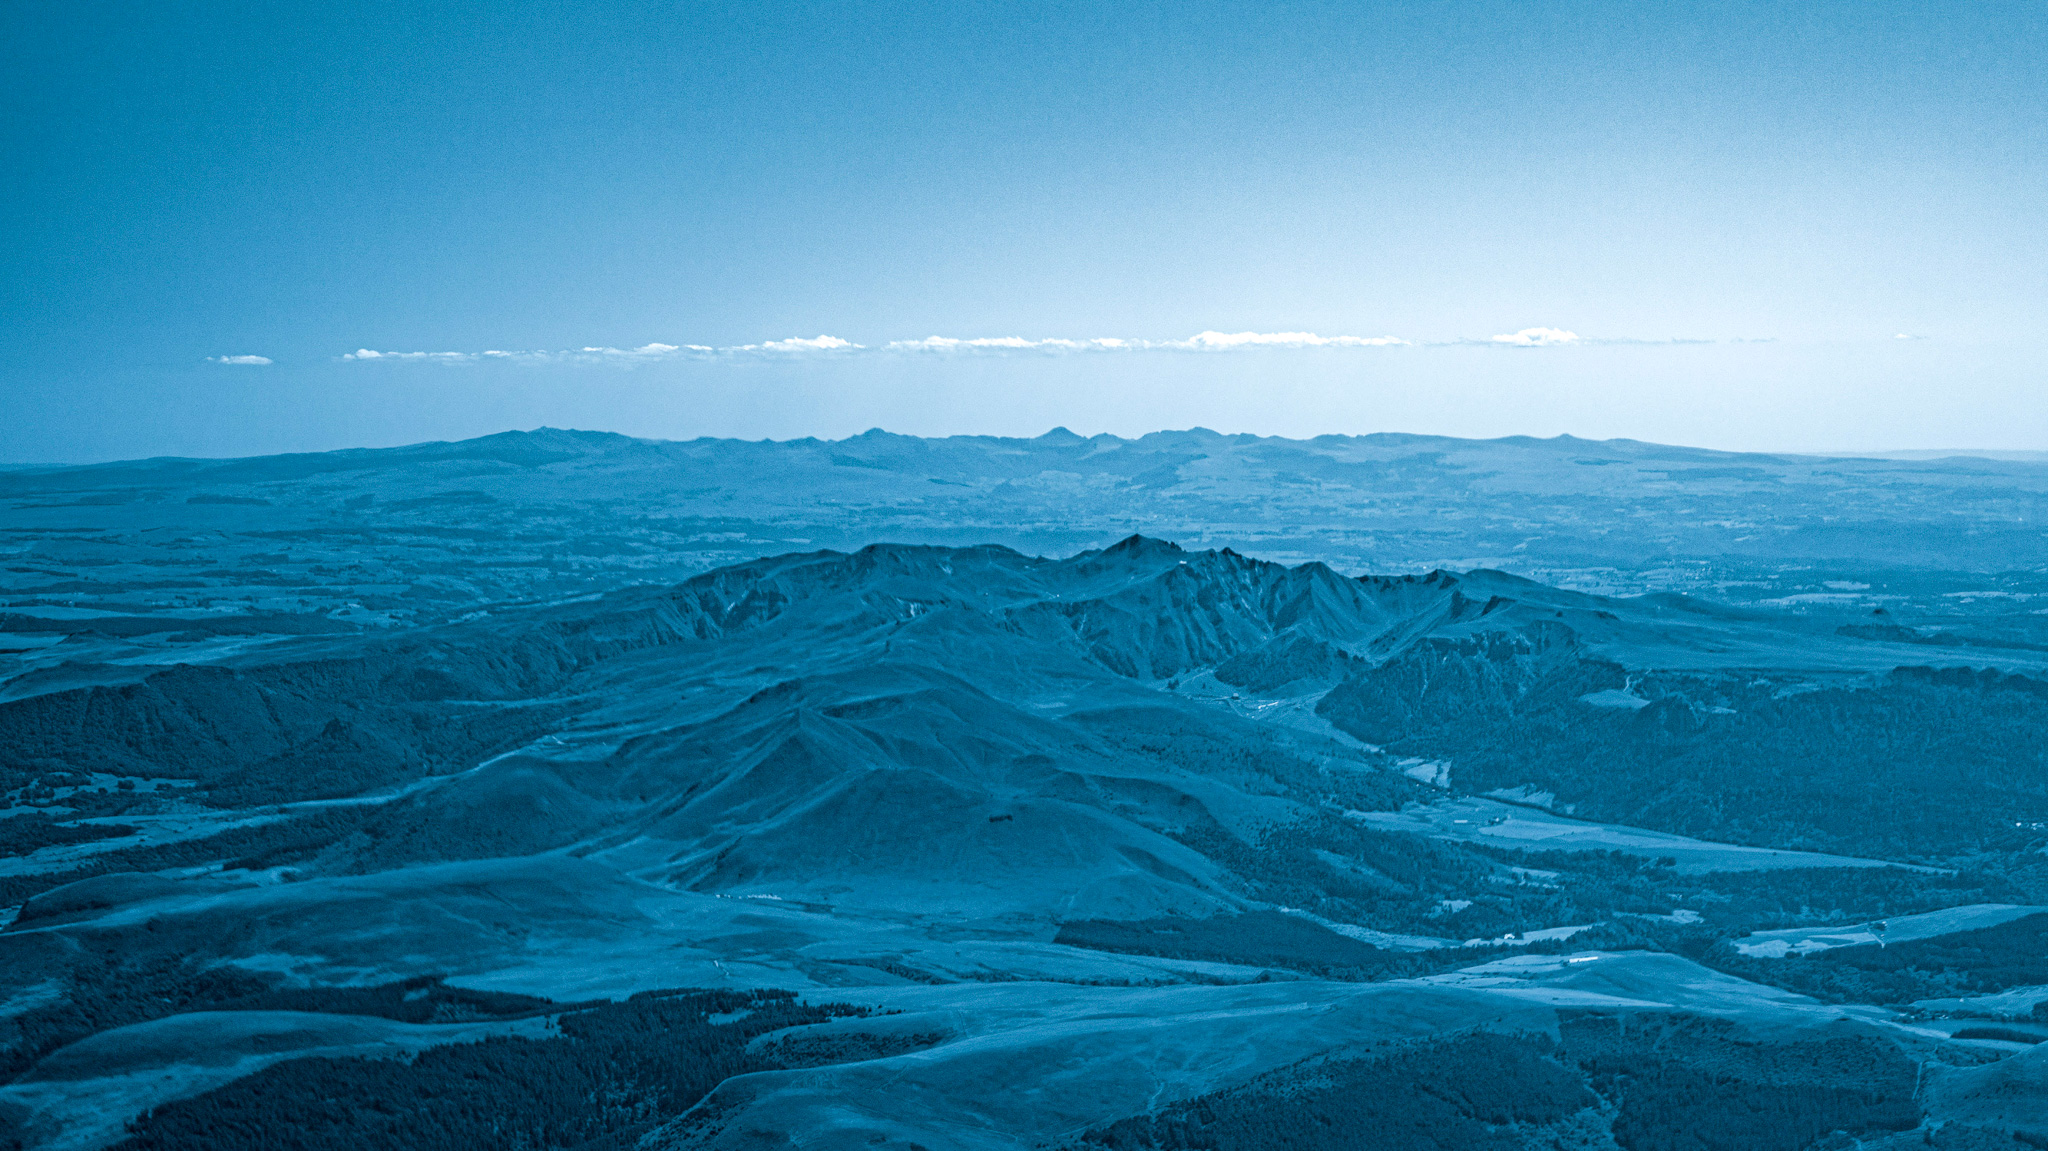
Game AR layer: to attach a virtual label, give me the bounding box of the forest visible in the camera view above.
[1319,640,2048,865]
[1707,912,2048,1006]
[0,804,378,909]
[0,956,568,1082]
[1053,910,1389,977]
[103,989,856,1151]
[1075,1015,1920,1151]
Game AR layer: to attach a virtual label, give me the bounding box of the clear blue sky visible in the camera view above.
[5,1,2044,461]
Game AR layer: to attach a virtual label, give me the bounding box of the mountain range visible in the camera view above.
[3,430,2048,1149]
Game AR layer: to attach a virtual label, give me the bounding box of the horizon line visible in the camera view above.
[5,425,2044,470]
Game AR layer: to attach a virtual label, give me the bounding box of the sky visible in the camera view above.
[4,0,2044,462]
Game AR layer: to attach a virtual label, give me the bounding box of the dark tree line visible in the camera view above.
[110,989,858,1151]
[1077,1014,1920,1151]
[1319,638,2048,863]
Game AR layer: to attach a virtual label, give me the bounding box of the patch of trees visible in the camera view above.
[1948,1026,2042,1044]
[0,950,278,1080]
[1055,911,1387,977]
[755,1027,948,1068]
[0,804,376,909]
[1101,795,2027,976]
[1319,637,2048,862]
[1708,913,2048,1005]
[213,975,559,1025]
[0,613,666,807]
[1212,633,1358,694]
[0,944,822,1092]
[1693,862,2024,933]
[1820,911,2048,987]
[1078,1030,1596,1150]
[1558,1012,1919,1151]
[1076,1015,1920,1151]
[1469,847,2024,933]
[1066,646,2048,969]
[0,949,567,1082]
[1091,729,2029,975]
[111,989,854,1151]
[0,610,341,639]
[1166,809,1687,944]
[20,785,163,820]
[0,813,135,856]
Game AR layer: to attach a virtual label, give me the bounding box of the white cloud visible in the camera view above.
[341,338,859,365]
[566,343,712,362]
[340,330,1418,364]
[886,336,1135,353]
[342,348,475,362]
[1488,327,1581,347]
[1468,328,1733,347]
[209,354,273,365]
[1171,330,1408,349]
[1894,333,1927,341]
[746,335,858,352]
[333,327,1777,363]
[886,331,1407,354]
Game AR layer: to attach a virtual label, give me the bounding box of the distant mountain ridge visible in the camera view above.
[12,424,2039,475]
[10,427,2048,610]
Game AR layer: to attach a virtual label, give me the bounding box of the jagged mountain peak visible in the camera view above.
[1099,533,1186,559]
[656,536,1616,683]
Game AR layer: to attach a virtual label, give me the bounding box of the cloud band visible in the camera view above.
[340,330,1413,364]
[337,327,1759,364]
